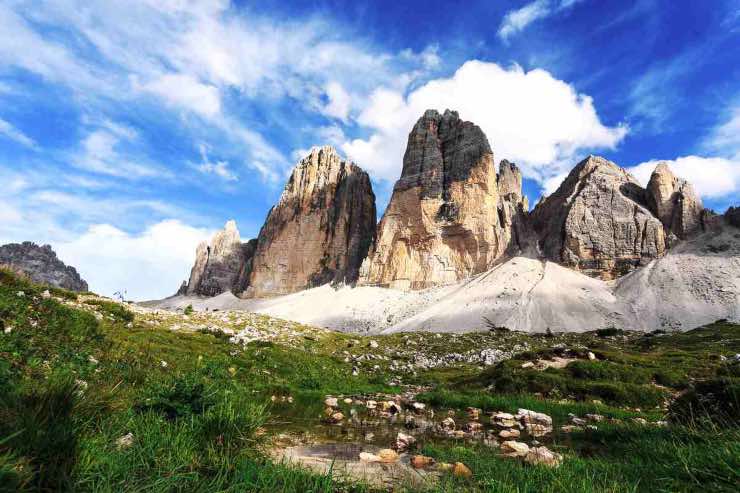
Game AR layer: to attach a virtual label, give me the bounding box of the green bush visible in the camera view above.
[596,327,624,338]
[566,361,652,384]
[669,378,740,425]
[135,373,213,420]
[0,375,81,491]
[84,299,135,323]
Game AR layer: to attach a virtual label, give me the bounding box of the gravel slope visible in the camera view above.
[146,225,740,333]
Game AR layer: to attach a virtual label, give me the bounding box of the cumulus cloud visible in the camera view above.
[627,156,740,199]
[0,117,36,148]
[342,60,627,184]
[323,81,352,121]
[54,220,211,301]
[624,103,740,202]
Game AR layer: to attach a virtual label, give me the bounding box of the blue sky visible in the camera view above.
[0,0,738,299]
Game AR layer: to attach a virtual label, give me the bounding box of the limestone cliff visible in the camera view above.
[530,156,666,279]
[360,109,529,290]
[245,146,376,297]
[646,162,704,238]
[0,242,88,291]
[182,220,255,297]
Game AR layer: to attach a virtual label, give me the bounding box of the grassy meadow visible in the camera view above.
[0,268,738,492]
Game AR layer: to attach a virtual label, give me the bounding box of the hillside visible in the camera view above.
[2,268,739,491]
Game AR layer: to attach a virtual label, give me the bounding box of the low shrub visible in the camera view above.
[668,377,740,425]
[84,299,135,323]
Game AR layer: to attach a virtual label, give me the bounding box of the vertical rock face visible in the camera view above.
[183,220,255,297]
[646,162,704,238]
[245,146,376,297]
[0,242,88,292]
[530,156,666,280]
[726,206,740,228]
[360,109,529,290]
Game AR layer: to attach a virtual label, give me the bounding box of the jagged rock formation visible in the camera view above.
[726,206,740,228]
[360,110,530,290]
[646,162,704,238]
[0,242,88,291]
[245,146,376,297]
[530,156,666,280]
[181,221,256,297]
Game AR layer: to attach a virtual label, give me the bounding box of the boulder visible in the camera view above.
[646,162,704,238]
[247,146,376,297]
[0,242,88,292]
[410,455,435,469]
[500,440,529,457]
[395,432,416,451]
[530,156,667,279]
[360,109,529,290]
[452,462,473,478]
[524,446,562,467]
[377,448,399,463]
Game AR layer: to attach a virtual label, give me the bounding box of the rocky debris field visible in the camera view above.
[150,221,740,334]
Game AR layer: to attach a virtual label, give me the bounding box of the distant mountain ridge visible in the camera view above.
[0,242,88,292]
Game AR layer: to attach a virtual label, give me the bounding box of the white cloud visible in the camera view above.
[497,0,585,41]
[627,156,740,199]
[75,123,164,178]
[54,220,211,301]
[498,0,552,41]
[323,81,352,121]
[342,60,627,183]
[195,144,237,181]
[133,73,221,119]
[0,117,36,148]
[704,104,740,160]
[6,1,442,184]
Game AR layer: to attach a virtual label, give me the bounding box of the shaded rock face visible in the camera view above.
[360,110,530,290]
[245,146,376,297]
[530,156,666,280]
[0,242,88,291]
[646,162,704,238]
[183,221,256,297]
[726,206,740,228]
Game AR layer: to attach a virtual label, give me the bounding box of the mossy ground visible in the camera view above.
[0,268,738,492]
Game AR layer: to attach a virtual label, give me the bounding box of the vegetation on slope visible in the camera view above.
[0,267,738,492]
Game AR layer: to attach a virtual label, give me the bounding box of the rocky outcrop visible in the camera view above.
[245,146,376,297]
[181,221,256,297]
[646,162,704,238]
[360,110,529,290]
[726,206,740,228]
[530,156,666,280]
[0,242,88,291]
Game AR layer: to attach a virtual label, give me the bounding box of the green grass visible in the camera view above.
[1,267,739,492]
[422,423,740,492]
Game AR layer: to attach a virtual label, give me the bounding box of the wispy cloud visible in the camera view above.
[74,121,166,179]
[195,144,237,181]
[132,73,222,119]
[0,117,36,148]
[498,0,584,41]
[703,103,740,160]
